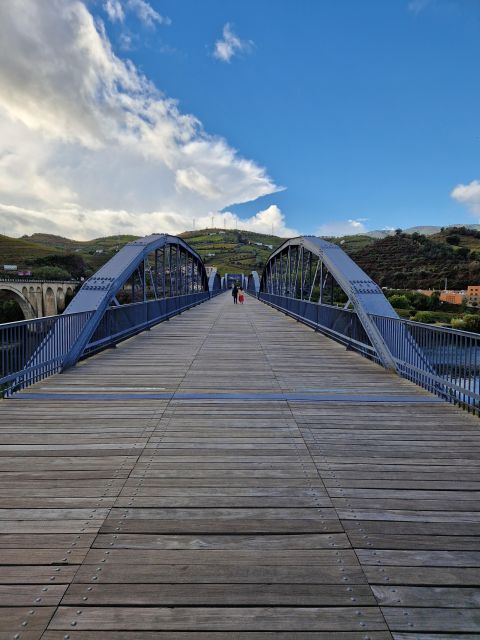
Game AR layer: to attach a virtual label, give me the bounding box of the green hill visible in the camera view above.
[0,234,60,266]
[179,228,283,273]
[0,229,286,278]
[3,225,480,289]
[352,229,480,289]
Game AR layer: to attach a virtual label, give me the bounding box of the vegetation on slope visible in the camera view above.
[352,229,480,290]
[2,225,480,290]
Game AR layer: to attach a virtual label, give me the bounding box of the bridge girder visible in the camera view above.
[61,234,209,369]
[258,236,399,370]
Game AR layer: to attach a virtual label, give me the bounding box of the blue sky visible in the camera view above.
[101,0,480,234]
[0,0,479,238]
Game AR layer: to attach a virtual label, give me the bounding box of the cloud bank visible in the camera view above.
[0,1,286,239]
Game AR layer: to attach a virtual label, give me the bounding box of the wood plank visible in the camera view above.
[72,563,367,584]
[62,583,377,606]
[42,633,393,639]
[48,606,389,631]
[372,585,480,607]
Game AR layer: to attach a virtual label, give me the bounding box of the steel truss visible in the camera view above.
[257,236,399,369]
[60,234,215,369]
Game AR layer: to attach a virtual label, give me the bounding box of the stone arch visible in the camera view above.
[44,287,57,317]
[0,284,36,320]
[56,287,66,313]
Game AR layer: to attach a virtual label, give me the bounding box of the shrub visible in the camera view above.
[460,314,480,333]
[411,311,436,324]
[388,294,410,309]
[450,317,465,330]
[33,266,71,279]
[446,234,460,245]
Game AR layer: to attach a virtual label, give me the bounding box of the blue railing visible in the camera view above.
[258,291,480,413]
[0,292,210,396]
[370,314,480,412]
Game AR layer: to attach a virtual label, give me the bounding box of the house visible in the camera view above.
[467,285,480,305]
[440,291,465,305]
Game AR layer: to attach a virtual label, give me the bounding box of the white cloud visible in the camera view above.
[0,202,296,240]
[213,23,253,63]
[451,180,480,215]
[127,0,171,27]
[104,0,124,22]
[408,0,433,14]
[316,219,368,237]
[0,1,283,239]
[220,205,298,237]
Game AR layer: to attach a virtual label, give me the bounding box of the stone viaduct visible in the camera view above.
[0,279,79,319]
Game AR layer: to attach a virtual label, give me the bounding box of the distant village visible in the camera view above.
[418,286,480,307]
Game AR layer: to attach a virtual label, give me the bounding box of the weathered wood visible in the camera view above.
[48,606,389,631]
[0,292,479,637]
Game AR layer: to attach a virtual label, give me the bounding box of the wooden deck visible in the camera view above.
[1,293,480,639]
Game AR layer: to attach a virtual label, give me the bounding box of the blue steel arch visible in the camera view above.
[259,236,399,369]
[207,269,222,294]
[61,234,209,369]
[247,271,260,295]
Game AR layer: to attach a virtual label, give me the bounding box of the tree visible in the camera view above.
[411,311,436,324]
[33,266,71,279]
[446,234,460,245]
[428,291,441,311]
[388,294,410,309]
[461,314,480,333]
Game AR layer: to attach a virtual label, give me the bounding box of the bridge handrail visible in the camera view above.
[258,290,480,413]
[0,292,209,395]
[369,312,480,410]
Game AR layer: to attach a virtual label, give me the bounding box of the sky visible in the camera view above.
[0,0,480,240]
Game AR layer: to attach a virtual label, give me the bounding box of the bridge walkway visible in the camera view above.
[0,293,479,638]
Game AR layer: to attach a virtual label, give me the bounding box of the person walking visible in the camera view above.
[238,287,245,304]
[232,284,239,304]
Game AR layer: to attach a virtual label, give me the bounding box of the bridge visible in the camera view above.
[0,233,480,638]
[0,278,79,319]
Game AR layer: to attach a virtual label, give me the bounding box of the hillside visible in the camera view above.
[0,229,286,278]
[2,226,480,289]
[0,234,59,265]
[353,229,480,289]
[179,229,283,273]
